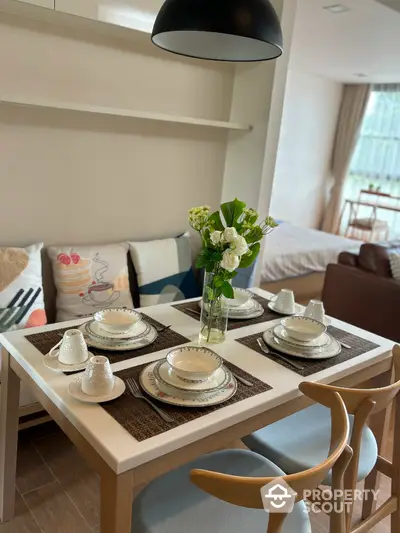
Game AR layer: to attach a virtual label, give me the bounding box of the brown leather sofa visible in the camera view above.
[322,240,400,342]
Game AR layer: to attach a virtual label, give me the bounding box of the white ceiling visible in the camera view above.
[290,0,400,83]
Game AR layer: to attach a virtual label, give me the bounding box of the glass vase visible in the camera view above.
[199,271,229,344]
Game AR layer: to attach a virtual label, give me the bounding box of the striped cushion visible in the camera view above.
[389,253,400,280]
[129,233,200,307]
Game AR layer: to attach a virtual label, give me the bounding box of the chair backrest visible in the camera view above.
[190,387,350,533]
[300,345,400,528]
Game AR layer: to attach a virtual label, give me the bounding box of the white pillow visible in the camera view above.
[389,253,400,281]
[129,233,200,307]
[0,243,46,333]
[48,243,133,321]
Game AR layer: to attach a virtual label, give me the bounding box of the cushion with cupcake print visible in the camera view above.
[0,243,47,333]
[48,243,133,321]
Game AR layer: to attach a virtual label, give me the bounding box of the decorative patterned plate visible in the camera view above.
[199,298,264,320]
[139,361,237,407]
[43,350,91,373]
[153,359,230,394]
[67,376,126,403]
[273,325,330,349]
[263,329,341,360]
[267,302,303,316]
[85,319,151,342]
[79,324,158,352]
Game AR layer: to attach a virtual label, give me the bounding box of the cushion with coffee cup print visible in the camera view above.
[0,243,46,333]
[48,243,133,321]
[129,233,200,307]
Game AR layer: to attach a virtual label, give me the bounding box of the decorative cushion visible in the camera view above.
[389,253,400,281]
[129,233,200,307]
[48,244,133,321]
[131,449,311,533]
[0,243,46,333]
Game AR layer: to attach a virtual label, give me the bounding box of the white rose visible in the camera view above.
[230,235,249,256]
[220,249,240,272]
[210,231,223,245]
[224,227,238,243]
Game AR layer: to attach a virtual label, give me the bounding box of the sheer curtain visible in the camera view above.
[339,83,400,237]
[322,84,371,233]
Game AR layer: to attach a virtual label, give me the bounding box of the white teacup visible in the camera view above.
[49,329,88,366]
[81,356,114,396]
[305,300,325,324]
[271,289,296,314]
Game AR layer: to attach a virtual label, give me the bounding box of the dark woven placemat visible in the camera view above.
[25,314,190,366]
[236,326,380,377]
[173,294,278,331]
[101,361,272,441]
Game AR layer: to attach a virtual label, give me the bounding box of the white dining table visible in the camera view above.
[0,288,395,533]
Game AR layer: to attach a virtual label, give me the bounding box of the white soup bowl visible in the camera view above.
[281,316,326,342]
[94,308,142,334]
[167,346,223,382]
[223,288,253,309]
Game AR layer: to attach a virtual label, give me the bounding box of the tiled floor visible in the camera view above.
[1,422,392,532]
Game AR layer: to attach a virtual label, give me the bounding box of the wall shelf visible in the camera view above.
[0,96,252,131]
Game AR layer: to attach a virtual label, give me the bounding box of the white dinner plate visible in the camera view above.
[79,324,158,351]
[43,350,92,373]
[139,361,237,407]
[263,329,341,360]
[85,319,151,342]
[153,359,230,394]
[267,302,303,316]
[67,376,126,403]
[273,325,330,349]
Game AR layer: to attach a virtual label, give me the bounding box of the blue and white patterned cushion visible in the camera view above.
[389,253,400,281]
[129,233,200,307]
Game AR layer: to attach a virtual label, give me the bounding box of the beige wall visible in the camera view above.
[270,69,343,228]
[0,14,234,246]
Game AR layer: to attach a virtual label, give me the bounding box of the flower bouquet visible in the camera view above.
[189,198,277,343]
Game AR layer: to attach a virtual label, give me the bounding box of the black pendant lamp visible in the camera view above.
[151,0,283,62]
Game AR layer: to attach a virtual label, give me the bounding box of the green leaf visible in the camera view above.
[239,243,260,269]
[221,281,234,299]
[214,276,224,288]
[208,211,225,231]
[245,226,263,244]
[221,198,246,228]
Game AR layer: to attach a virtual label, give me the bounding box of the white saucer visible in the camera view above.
[86,319,151,341]
[43,350,92,373]
[274,325,330,349]
[263,329,341,360]
[67,376,126,403]
[153,359,230,393]
[268,302,303,316]
[79,324,158,351]
[139,361,237,407]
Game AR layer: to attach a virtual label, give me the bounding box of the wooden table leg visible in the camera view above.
[0,348,20,522]
[100,469,133,533]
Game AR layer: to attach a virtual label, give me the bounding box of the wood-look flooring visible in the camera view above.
[1,421,392,532]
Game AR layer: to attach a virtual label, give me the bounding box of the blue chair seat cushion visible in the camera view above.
[131,449,311,533]
[243,403,378,485]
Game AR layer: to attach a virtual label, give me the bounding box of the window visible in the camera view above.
[349,85,400,181]
[340,84,400,238]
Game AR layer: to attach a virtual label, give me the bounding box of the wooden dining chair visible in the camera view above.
[243,345,400,533]
[130,386,350,533]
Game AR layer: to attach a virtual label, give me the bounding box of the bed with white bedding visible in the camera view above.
[260,223,362,302]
